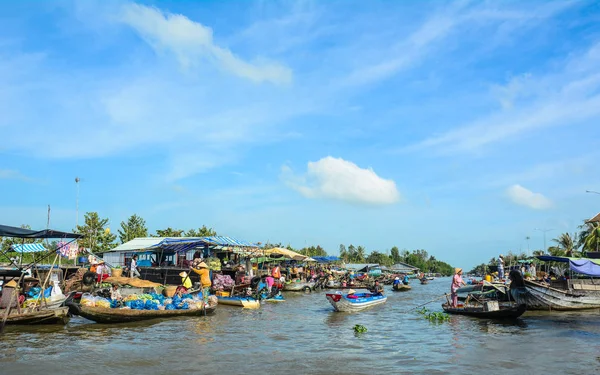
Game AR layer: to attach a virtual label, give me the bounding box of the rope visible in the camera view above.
[400,293,449,313]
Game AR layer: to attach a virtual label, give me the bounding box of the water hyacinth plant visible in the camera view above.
[353,324,368,333]
[418,307,450,323]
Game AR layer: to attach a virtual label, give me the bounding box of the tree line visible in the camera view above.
[468,220,600,275]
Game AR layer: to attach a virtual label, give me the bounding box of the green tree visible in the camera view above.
[118,214,148,244]
[356,246,366,262]
[347,245,357,262]
[366,251,393,266]
[390,246,401,264]
[154,228,184,237]
[580,222,600,253]
[76,212,116,253]
[185,225,217,237]
[298,245,327,257]
[552,232,577,256]
[339,244,348,262]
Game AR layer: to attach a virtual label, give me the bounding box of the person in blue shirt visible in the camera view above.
[403,274,410,285]
[393,277,400,286]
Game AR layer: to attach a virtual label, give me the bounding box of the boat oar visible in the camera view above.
[400,293,449,313]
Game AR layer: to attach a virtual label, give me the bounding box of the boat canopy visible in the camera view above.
[146,236,258,253]
[11,243,48,253]
[536,255,600,277]
[262,247,309,261]
[311,256,340,263]
[0,224,82,239]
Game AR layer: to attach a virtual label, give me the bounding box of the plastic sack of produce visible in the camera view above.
[178,302,189,310]
[95,297,111,308]
[81,293,96,307]
[144,299,159,310]
[26,287,42,298]
[124,294,140,302]
[165,304,177,310]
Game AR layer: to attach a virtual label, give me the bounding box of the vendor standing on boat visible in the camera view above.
[192,262,212,304]
[450,268,466,307]
[130,254,141,278]
[272,264,283,283]
[402,274,410,285]
[497,254,505,280]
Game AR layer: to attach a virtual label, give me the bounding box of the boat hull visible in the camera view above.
[392,284,412,292]
[442,303,526,319]
[217,296,260,309]
[511,280,600,311]
[3,307,70,325]
[75,304,216,323]
[326,293,387,312]
[283,282,315,292]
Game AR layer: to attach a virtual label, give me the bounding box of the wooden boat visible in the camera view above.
[420,279,429,285]
[511,279,600,311]
[2,307,70,325]
[263,294,285,303]
[442,302,526,319]
[217,296,260,309]
[325,292,387,312]
[283,281,315,292]
[392,284,412,291]
[71,304,216,324]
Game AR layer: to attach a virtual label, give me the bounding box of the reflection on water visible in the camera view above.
[2,278,600,374]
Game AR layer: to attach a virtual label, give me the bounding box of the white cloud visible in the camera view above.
[282,156,400,205]
[506,184,552,209]
[0,169,29,181]
[119,4,292,85]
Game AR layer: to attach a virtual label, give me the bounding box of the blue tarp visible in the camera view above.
[311,256,340,263]
[570,259,600,277]
[146,236,257,253]
[11,243,47,253]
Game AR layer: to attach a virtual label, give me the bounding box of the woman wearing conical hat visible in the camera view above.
[450,268,466,307]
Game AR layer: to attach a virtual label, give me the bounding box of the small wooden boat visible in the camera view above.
[283,281,315,292]
[2,307,70,325]
[420,279,429,285]
[263,294,285,303]
[325,292,387,312]
[72,304,216,324]
[392,284,412,292]
[217,296,260,309]
[442,302,526,319]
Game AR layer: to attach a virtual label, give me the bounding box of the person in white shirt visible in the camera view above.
[130,255,140,278]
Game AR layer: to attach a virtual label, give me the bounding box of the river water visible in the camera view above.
[1,278,600,374]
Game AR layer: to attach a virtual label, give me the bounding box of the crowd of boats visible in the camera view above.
[2,221,600,330]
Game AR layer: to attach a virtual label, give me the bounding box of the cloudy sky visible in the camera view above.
[1,1,599,268]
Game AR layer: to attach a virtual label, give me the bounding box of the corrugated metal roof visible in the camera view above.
[109,237,165,252]
[345,263,380,270]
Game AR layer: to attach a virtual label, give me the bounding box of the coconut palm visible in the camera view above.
[581,222,600,252]
[552,232,577,257]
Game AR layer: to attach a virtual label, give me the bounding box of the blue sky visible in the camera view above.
[1,0,600,269]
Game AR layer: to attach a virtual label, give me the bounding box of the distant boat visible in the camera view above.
[283,281,315,292]
[217,296,260,309]
[325,292,387,312]
[2,306,70,325]
[420,279,429,285]
[392,284,412,292]
[442,302,526,319]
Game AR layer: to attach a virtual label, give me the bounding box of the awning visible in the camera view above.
[570,259,600,277]
[0,224,82,239]
[145,236,258,253]
[262,247,308,261]
[536,255,600,265]
[311,256,340,263]
[11,243,48,253]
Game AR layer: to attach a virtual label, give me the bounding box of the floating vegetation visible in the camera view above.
[353,324,368,333]
[418,307,450,323]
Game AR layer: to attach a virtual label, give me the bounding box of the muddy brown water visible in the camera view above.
[1,278,599,374]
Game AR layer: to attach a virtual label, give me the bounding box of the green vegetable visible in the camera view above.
[353,324,368,333]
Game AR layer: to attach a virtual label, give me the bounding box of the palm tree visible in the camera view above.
[582,222,600,253]
[356,246,366,262]
[552,232,577,257]
[339,244,348,262]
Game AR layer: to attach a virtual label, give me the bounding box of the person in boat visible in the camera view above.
[346,289,358,299]
[96,261,111,283]
[497,255,505,280]
[191,262,212,304]
[179,271,192,290]
[110,284,123,302]
[402,274,410,285]
[370,280,384,295]
[529,263,537,280]
[272,264,284,283]
[265,274,275,293]
[393,277,400,286]
[451,268,466,307]
[130,255,141,278]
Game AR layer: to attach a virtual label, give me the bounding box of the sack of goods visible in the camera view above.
[212,274,234,290]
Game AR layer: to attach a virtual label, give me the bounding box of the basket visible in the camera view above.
[164,285,178,297]
[112,268,123,278]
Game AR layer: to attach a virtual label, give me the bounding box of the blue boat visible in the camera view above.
[216,296,260,309]
[325,291,387,312]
